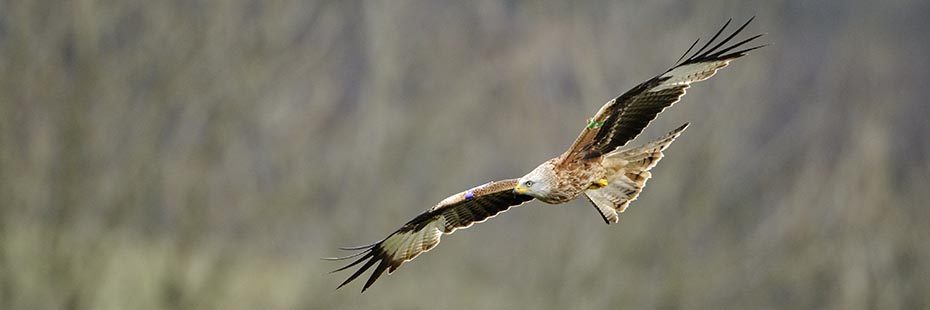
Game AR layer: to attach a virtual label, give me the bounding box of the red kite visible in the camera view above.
[328,18,764,292]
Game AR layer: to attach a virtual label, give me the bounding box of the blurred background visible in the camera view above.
[1,0,928,309]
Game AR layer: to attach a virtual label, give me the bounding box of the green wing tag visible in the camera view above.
[586,118,605,129]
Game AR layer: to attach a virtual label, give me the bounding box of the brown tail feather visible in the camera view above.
[585,123,687,224]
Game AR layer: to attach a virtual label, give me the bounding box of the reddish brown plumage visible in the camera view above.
[534,158,607,204]
[330,18,763,292]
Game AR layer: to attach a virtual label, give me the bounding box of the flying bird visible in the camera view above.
[327,18,765,292]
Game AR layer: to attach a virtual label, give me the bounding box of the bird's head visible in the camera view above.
[514,162,556,199]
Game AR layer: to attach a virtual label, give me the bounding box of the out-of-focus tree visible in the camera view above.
[0,0,928,309]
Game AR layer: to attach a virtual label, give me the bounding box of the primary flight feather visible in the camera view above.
[327,18,765,292]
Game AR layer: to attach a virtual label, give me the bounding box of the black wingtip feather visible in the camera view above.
[677,17,763,66]
[675,38,701,64]
[321,250,371,261]
[361,259,391,292]
[715,44,767,61]
[688,18,731,62]
[337,255,379,290]
[338,239,383,251]
[697,17,755,60]
[331,250,375,273]
[707,33,765,58]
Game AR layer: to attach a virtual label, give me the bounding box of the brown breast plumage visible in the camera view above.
[543,158,606,204]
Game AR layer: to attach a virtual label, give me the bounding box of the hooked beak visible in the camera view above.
[514,184,528,195]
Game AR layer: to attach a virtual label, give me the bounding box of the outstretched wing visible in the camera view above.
[563,17,764,161]
[326,179,534,292]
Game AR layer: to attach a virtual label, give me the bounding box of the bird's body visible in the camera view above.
[519,157,605,204]
[328,18,765,292]
[517,123,689,216]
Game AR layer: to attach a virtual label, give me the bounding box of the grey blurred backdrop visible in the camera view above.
[1,0,929,309]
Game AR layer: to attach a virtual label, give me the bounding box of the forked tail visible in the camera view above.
[584,123,688,224]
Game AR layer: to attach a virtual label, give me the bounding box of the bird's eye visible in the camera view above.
[524,180,534,187]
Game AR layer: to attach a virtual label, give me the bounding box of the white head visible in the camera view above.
[514,162,557,199]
